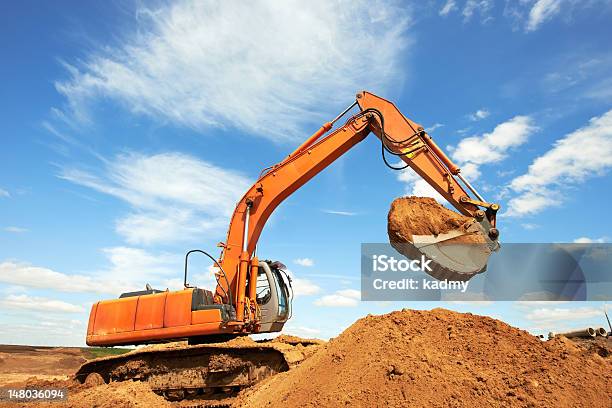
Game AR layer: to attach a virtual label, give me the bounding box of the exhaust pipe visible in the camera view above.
[554,328,597,339]
[596,327,608,337]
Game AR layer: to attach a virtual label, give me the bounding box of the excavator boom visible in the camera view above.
[215,91,499,320]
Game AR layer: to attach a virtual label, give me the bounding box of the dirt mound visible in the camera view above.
[239,308,611,407]
[388,196,486,244]
[271,335,325,346]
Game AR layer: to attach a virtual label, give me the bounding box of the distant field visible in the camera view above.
[0,344,131,386]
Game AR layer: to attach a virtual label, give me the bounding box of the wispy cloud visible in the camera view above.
[521,223,540,230]
[526,0,563,32]
[314,289,360,307]
[60,152,251,245]
[462,0,494,23]
[0,261,117,294]
[54,0,411,142]
[425,123,444,133]
[445,1,607,32]
[322,209,358,216]
[525,306,603,323]
[0,188,9,198]
[283,324,321,338]
[0,294,84,313]
[3,226,28,233]
[573,236,608,244]
[513,301,606,333]
[0,245,190,296]
[439,0,457,16]
[505,110,612,217]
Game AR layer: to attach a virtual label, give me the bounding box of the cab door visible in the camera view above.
[255,261,291,332]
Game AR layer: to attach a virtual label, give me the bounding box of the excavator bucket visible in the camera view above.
[388,197,500,281]
[409,219,499,281]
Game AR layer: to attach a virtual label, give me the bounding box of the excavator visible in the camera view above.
[76,91,500,401]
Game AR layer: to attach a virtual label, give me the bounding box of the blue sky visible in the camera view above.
[1,0,611,346]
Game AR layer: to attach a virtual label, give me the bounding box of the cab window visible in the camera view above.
[256,271,271,305]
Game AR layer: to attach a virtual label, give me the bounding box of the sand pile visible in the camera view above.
[387,197,492,280]
[388,196,477,243]
[239,308,611,407]
[0,378,170,408]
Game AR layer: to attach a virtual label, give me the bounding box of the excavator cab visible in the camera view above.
[254,260,292,332]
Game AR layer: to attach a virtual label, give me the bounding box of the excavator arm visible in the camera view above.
[214,91,500,324]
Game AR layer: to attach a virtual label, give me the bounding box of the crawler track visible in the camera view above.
[75,340,314,403]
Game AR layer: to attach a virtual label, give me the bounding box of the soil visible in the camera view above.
[238,308,612,407]
[388,196,487,244]
[0,345,87,387]
[0,336,323,408]
[2,312,610,408]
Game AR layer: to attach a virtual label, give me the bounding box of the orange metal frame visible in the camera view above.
[87,289,236,346]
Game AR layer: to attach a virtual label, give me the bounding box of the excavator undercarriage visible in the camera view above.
[76,338,320,404]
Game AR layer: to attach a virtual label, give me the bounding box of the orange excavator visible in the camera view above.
[77,91,500,399]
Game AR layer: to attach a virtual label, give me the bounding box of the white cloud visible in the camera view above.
[3,226,28,233]
[573,237,608,244]
[0,188,9,198]
[291,278,322,297]
[0,247,180,296]
[101,246,177,283]
[0,261,120,294]
[469,108,490,121]
[425,123,444,133]
[525,306,602,323]
[506,110,612,216]
[439,0,457,16]
[521,223,540,230]
[526,0,563,32]
[60,152,251,245]
[55,0,411,141]
[397,116,534,202]
[397,167,446,203]
[314,288,360,307]
[462,0,494,23]
[452,116,535,165]
[294,258,314,267]
[514,302,607,334]
[322,209,358,216]
[284,269,321,297]
[0,294,84,313]
[284,324,321,338]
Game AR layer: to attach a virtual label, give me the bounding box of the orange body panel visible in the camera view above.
[87,321,230,346]
[192,309,222,325]
[93,297,138,335]
[164,289,192,327]
[135,292,167,330]
[87,302,98,336]
[86,288,234,346]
